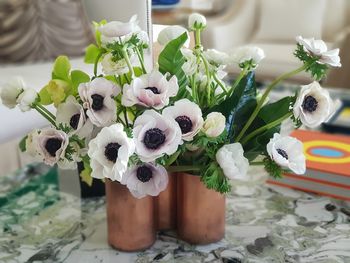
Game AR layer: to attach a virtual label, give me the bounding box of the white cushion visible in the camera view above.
[254,0,326,42]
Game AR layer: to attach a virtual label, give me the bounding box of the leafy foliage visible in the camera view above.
[263,157,283,179]
[84,44,101,64]
[19,136,28,152]
[201,162,231,194]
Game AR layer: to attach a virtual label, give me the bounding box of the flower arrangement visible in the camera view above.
[1,13,341,197]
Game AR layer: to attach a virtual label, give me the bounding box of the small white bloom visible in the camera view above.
[134,30,149,45]
[0,77,25,109]
[101,53,138,76]
[216,143,249,181]
[56,96,93,138]
[17,88,38,112]
[78,77,120,127]
[133,110,182,162]
[157,25,190,48]
[202,112,226,138]
[163,99,203,141]
[88,124,135,181]
[99,15,140,44]
[204,49,230,65]
[293,81,340,128]
[181,48,198,76]
[267,133,306,175]
[188,13,207,30]
[230,46,265,69]
[122,70,179,110]
[121,163,168,199]
[296,36,341,67]
[35,128,69,166]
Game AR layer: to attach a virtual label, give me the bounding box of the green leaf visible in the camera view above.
[39,86,53,105]
[158,32,189,98]
[258,97,292,123]
[84,44,101,64]
[264,157,283,179]
[52,56,71,81]
[19,136,28,152]
[71,70,90,95]
[201,163,231,194]
[93,20,107,47]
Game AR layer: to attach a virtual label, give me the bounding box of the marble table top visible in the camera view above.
[0,164,350,263]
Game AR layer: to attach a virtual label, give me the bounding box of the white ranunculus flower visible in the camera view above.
[134,30,149,46]
[188,13,207,30]
[133,110,182,162]
[163,99,204,141]
[202,112,226,138]
[181,48,198,76]
[267,133,306,175]
[56,96,93,138]
[216,143,249,181]
[101,53,138,76]
[296,36,341,67]
[230,46,265,69]
[204,49,230,65]
[293,81,340,128]
[121,163,168,199]
[0,77,25,109]
[78,77,120,127]
[157,25,190,48]
[88,124,135,181]
[122,70,179,110]
[99,15,140,44]
[35,128,69,166]
[17,88,38,112]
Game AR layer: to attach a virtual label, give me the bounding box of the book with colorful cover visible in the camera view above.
[267,130,350,201]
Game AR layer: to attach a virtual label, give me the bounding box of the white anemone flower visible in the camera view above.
[296,36,341,67]
[216,143,249,181]
[133,110,182,162]
[293,81,340,128]
[122,70,179,110]
[101,53,138,76]
[56,96,93,138]
[0,77,25,109]
[35,128,69,166]
[163,99,203,141]
[230,46,265,69]
[78,77,120,127]
[202,112,226,138]
[188,13,207,30]
[99,15,140,44]
[157,25,190,48]
[88,124,135,181]
[267,133,306,175]
[121,163,169,199]
[17,88,38,112]
[181,48,198,76]
[204,49,230,65]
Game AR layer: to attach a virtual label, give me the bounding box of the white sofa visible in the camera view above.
[202,0,350,86]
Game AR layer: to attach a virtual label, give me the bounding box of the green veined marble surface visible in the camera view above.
[0,164,349,263]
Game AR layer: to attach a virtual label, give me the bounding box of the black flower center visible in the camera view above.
[45,138,63,157]
[69,114,81,130]
[277,148,288,160]
[104,143,121,163]
[175,115,193,134]
[143,128,166,149]
[302,95,318,113]
[145,87,160,94]
[91,94,104,111]
[136,166,153,182]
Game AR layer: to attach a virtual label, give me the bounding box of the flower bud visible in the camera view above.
[0,77,25,109]
[202,112,225,138]
[188,13,207,31]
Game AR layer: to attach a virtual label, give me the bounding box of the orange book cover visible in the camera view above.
[291,130,350,177]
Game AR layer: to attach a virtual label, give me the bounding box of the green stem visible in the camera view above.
[33,104,57,127]
[166,165,202,173]
[235,63,311,143]
[36,104,56,120]
[241,112,293,145]
[250,161,264,166]
[122,48,134,77]
[194,29,201,49]
[228,67,248,98]
[213,73,228,95]
[94,51,103,77]
[200,54,211,106]
[123,108,129,128]
[134,47,147,74]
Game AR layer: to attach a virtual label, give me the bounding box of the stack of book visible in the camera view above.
[267,130,350,201]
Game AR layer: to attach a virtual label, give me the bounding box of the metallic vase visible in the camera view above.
[105,180,156,251]
[177,173,226,244]
[154,173,177,230]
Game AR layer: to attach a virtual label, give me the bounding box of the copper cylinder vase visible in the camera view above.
[105,180,156,251]
[154,173,177,230]
[177,173,226,245]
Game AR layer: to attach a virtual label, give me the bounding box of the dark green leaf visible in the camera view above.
[19,136,28,152]
[258,96,292,123]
